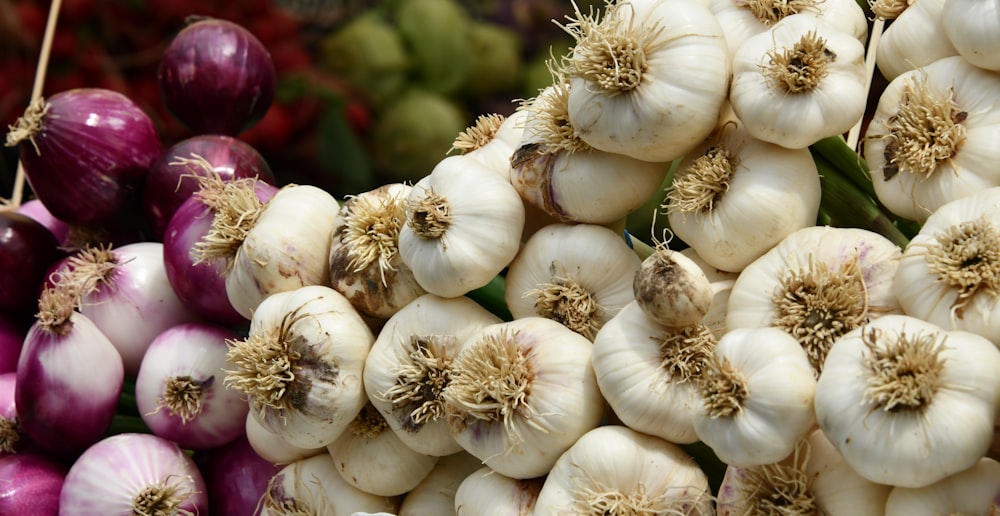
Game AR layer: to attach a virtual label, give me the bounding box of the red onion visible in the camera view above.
[15,286,124,459]
[59,432,208,515]
[0,452,68,516]
[16,199,70,247]
[143,134,276,239]
[158,17,276,136]
[163,181,278,326]
[135,322,249,450]
[5,89,162,225]
[0,316,27,375]
[194,433,281,516]
[0,211,62,319]
[70,242,201,376]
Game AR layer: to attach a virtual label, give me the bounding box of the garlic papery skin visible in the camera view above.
[245,411,325,465]
[364,294,502,457]
[261,453,398,515]
[864,56,1000,223]
[681,247,739,338]
[226,285,373,449]
[510,83,669,225]
[718,428,892,515]
[942,0,1000,71]
[561,0,730,163]
[454,466,544,515]
[633,246,714,328]
[453,110,527,180]
[875,0,958,81]
[709,0,868,59]
[504,223,641,340]
[329,183,426,320]
[221,184,341,319]
[885,457,1000,516]
[894,187,1000,342]
[398,154,525,298]
[665,123,821,273]
[326,404,438,497]
[443,317,604,479]
[693,326,817,467]
[533,425,713,515]
[399,451,483,516]
[726,225,903,375]
[729,14,867,149]
[814,314,1000,488]
[592,301,715,444]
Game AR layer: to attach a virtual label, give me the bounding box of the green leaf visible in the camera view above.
[316,99,375,195]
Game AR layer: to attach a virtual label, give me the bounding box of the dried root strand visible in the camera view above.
[861,325,945,413]
[740,0,821,25]
[526,265,605,340]
[764,31,836,94]
[922,215,1000,320]
[5,98,49,154]
[700,356,749,419]
[380,335,457,432]
[340,187,407,286]
[667,144,737,216]
[451,113,506,155]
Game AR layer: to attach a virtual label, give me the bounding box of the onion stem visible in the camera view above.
[6,0,62,209]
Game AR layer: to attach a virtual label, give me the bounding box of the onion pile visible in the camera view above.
[3,1,1000,514]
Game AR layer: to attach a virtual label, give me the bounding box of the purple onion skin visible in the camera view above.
[16,200,71,247]
[158,18,276,136]
[0,212,62,320]
[0,317,27,375]
[15,88,162,226]
[144,134,276,239]
[60,433,209,515]
[194,432,280,515]
[15,313,124,460]
[163,181,278,326]
[0,452,67,516]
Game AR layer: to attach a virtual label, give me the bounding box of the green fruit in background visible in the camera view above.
[462,22,522,99]
[372,89,468,183]
[319,12,410,109]
[395,0,473,96]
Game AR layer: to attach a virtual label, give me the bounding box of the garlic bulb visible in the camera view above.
[452,110,527,179]
[716,428,892,515]
[561,0,730,163]
[399,452,483,516]
[894,187,1000,342]
[633,246,713,328]
[364,294,502,457]
[729,14,867,149]
[709,0,868,59]
[885,457,1000,515]
[726,225,903,374]
[510,82,669,225]
[398,154,525,298]
[504,223,641,340]
[874,0,958,81]
[533,425,713,514]
[942,0,1000,71]
[693,327,817,467]
[454,466,544,515]
[592,301,714,444]
[329,183,426,320]
[244,412,324,465]
[326,404,438,497]
[261,453,398,515]
[665,123,821,272]
[864,56,1000,223]
[443,317,604,479]
[226,285,373,449]
[198,182,340,319]
[815,314,1000,488]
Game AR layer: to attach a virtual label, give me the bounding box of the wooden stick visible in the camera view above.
[7,0,62,208]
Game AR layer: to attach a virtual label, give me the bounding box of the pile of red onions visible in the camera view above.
[0,8,287,512]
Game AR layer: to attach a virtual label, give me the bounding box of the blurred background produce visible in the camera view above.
[1,0,603,204]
